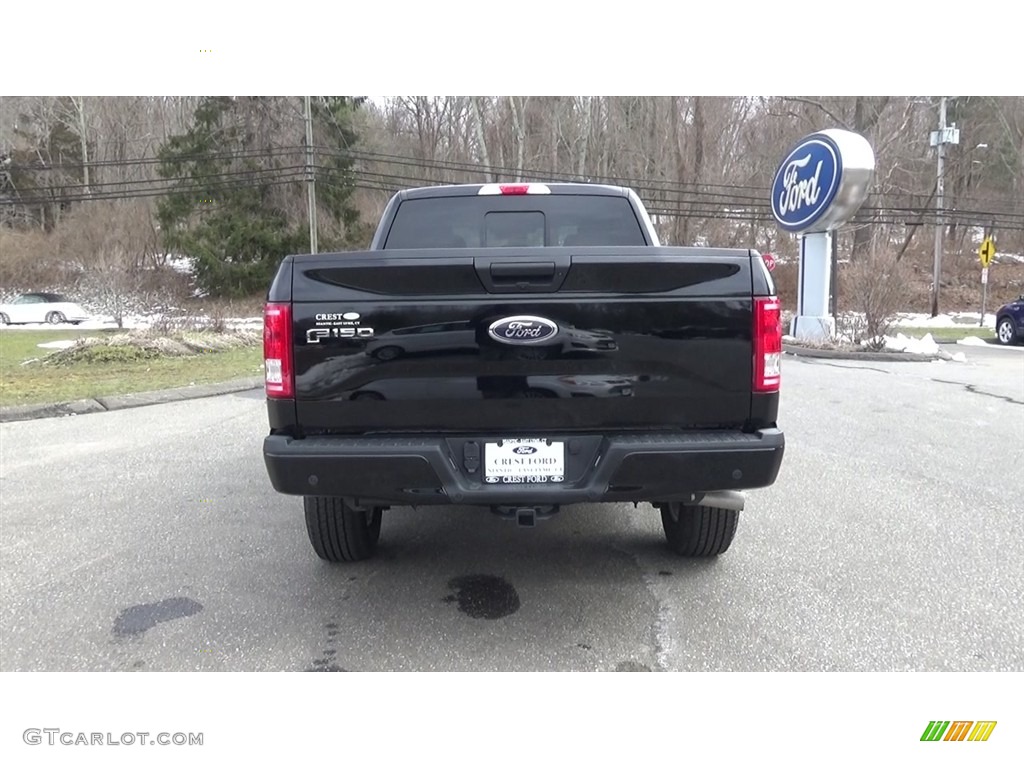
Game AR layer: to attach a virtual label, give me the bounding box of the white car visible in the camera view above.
[0,293,90,325]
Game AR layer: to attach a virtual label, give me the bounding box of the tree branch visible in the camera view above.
[781,97,852,131]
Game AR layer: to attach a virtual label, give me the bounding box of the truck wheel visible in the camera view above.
[304,496,382,562]
[659,502,738,557]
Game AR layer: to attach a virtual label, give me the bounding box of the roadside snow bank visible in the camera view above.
[872,333,940,355]
[958,336,992,347]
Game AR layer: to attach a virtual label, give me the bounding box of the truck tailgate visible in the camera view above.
[285,246,763,434]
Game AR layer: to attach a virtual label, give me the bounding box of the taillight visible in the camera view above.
[753,297,781,392]
[264,302,294,399]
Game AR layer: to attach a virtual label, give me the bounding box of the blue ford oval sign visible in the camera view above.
[771,134,841,232]
[770,129,875,234]
[487,315,559,345]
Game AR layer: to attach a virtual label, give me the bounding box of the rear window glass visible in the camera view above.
[383,195,646,249]
[484,212,544,247]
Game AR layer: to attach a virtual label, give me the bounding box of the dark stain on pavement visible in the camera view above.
[444,574,520,619]
[113,597,203,637]
[614,660,652,672]
[308,621,347,671]
[309,659,346,672]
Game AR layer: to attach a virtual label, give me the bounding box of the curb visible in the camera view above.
[955,338,1024,351]
[782,343,943,363]
[0,377,264,424]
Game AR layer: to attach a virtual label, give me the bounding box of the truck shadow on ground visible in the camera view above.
[299,503,726,671]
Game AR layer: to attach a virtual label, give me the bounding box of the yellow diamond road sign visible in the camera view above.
[979,237,996,267]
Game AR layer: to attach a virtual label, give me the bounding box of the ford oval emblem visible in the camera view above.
[513,446,537,455]
[487,315,559,345]
[771,134,842,233]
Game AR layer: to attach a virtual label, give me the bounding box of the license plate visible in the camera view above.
[484,438,565,484]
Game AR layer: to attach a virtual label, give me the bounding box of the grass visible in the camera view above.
[0,329,263,408]
[896,326,994,342]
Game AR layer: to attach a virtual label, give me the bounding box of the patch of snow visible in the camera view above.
[895,312,996,329]
[37,340,79,350]
[164,254,196,274]
[869,332,940,355]
[860,332,967,362]
[1,312,264,332]
[997,252,1024,264]
[958,336,992,347]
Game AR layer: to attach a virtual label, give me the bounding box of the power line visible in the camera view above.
[9,141,1018,211]
[5,144,307,173]
[6,149,1024,233]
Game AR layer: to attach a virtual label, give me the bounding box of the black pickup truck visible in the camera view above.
[262,182,784,562]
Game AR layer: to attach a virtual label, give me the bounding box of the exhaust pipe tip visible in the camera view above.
[688,491,746,512]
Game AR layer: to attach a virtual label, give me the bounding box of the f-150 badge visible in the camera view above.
[307,311,374,343]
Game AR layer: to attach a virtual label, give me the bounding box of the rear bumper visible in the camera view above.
[263,428,785,506]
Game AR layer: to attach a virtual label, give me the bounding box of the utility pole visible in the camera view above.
[73,97,90,195]
[304,95,318,254]
[929,96,958,317]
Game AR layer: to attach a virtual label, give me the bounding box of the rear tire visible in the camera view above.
[0,313,9,325]
[304,496,382,563]
[659,502,738,557]
[996,317,1017,346]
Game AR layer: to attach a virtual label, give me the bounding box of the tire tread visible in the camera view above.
[660,503,738,557]
[304,496,381,563]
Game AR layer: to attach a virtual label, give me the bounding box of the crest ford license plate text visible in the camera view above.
[484,439,565,483]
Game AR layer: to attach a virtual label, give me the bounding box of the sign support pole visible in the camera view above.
[980,268,988,327]
[792,231,835,340]
[978,235,995,327]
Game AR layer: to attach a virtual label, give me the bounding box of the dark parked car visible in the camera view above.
[995,294,1024,346]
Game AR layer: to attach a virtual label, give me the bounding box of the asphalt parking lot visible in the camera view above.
[1,343,1021,672]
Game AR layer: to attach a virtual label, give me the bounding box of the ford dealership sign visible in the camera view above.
[772,136,840,231]
[771,129,875,234]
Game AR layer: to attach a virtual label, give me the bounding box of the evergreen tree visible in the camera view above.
[156,96,364,297]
